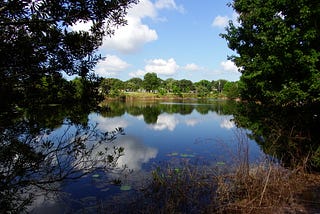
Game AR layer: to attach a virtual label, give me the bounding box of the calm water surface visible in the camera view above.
[30,100,263,213]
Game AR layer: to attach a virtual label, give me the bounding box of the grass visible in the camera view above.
[100,130,320,213]
[103,159,320,214]
[104,91,227,100]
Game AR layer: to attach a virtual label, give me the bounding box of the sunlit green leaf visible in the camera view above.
[216,161,225,166]
[167,152,179,156]
[92,174,100,178]
[180,153,195,158]
[120,185,131,191]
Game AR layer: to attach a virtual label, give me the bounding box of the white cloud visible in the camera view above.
[220,60,238,73]
[69,20,92,32]
[69,0,185,55]
[130,58,203,78]
[129,0,158,19]
[95,55,130,77]
[145,58,179,76]
[212,15,229,28]
[129,69,147,78]
[212,12,239,29]
[155,0,185,13]
[102,17,158,54]
[101,0,183,54]
[183,63,203,71]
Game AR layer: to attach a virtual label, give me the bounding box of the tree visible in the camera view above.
[163,78,177,93]
[221,0,320,106]
[194,80,212,97]
[100,78,124,94]
[125,77,143,92]
[0,1,137,211]
[0,0,137,107]
[178,79,194,93]
[143,72,161,92]
[212,79,228,93]
[223,81,240,99]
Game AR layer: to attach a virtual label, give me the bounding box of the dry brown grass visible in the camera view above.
[102,130,320,213]
[107,160,320,214]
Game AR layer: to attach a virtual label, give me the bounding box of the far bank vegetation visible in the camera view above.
[98,72,240,100]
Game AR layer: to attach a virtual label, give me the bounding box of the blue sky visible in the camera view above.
[73,0,240,82]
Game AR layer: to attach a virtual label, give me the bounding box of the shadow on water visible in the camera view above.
[233,102,320,171]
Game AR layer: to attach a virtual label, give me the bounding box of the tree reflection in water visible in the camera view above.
[0,104,125,212]
[233,102,320,170]
[4,99,319,212]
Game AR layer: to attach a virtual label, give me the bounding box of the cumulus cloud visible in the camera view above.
[212,15,229,28]
[129,0,158,19]
[102,0,184,54]
[130,59,204,78]
[183,63,203,71]
[69,0,185,54]
[155,0,185,13]
[102,17,158,53]
[212,12,239,28]
[129,69,147,78]
[69,20,92,32]
[220,60,238,73]
[130,58,180,77]
[145,58,179,76]
[95,55,130,77]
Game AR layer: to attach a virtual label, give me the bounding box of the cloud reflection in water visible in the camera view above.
[149,114,179,131]
[220,118,235,130]
[114,135,158,171]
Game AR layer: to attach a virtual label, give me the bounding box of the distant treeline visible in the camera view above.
[99,72,241,99]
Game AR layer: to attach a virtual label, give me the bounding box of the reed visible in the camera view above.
[103,131,320,213]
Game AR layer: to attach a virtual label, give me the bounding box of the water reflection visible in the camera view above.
[1,99,265,212]
[89,114,158,171]
[0,103,124,212]
[149,114,179,131]
[185,118,200,127]
[99,99,238,124]
[114,136,158,171]
[220,119,235,130]
[233,102,320,170]
[94,114,130,131]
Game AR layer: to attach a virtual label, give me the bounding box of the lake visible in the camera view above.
[16,100,264,213]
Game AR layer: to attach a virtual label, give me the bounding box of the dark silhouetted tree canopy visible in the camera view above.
[0,0,137,106]
[221,0,320,107]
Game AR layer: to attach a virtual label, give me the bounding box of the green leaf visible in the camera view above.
[216,161,226,166]
[120,185,131,191]
[180,153,195,158]
[92,174,100,178]
[167,152,179,156]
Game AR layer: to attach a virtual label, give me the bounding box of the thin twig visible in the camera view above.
[259,165,272,206]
